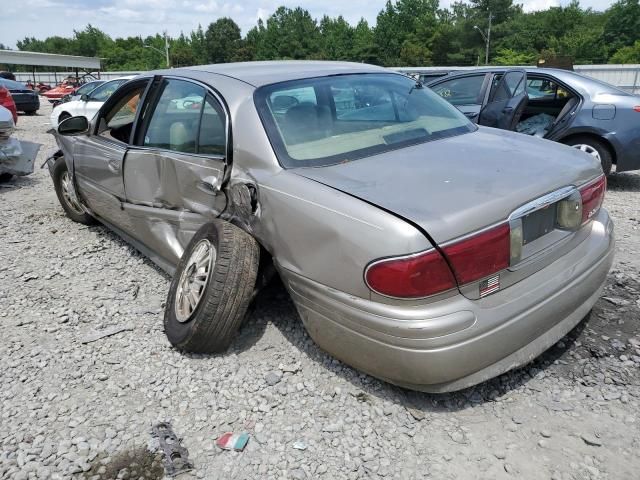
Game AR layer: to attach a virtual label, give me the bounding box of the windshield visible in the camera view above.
[89,80,126,102]
[76,81,104,96]
[255,73,475,168]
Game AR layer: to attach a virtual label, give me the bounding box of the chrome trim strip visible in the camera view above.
[508,186,576,221]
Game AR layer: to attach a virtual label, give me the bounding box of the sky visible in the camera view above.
[1,0,616,49]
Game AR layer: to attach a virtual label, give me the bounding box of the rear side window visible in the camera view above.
[431,75,485,105]
[142,78,226,156]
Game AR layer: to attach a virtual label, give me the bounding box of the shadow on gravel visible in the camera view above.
[261,273,639,414]
[84,447,164,480]
[607,171,640,192]
[0,174,40,192]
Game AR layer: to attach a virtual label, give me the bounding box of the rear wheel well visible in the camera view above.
[560,133,617,165]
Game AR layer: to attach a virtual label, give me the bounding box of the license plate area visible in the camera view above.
[522,204,557,245]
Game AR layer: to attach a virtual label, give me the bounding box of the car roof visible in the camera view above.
[162,61,391,88]
[0,78,26,90]
[425,67,631,96]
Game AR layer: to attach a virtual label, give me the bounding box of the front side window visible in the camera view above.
[97,83,147,144]
[431,75,486,106]
[256,73,475,168]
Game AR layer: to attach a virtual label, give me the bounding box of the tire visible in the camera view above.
[58,112,71,123]
[25,110,37,115]
[0,173,13,182]
[164,221,260,353]
[564,136,613,176]
[52,156,94,224]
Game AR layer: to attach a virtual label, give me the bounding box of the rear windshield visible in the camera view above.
[0,79,27,90]
[255,73,475,168]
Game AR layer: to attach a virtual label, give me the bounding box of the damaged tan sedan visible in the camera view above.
[47,61,614,392]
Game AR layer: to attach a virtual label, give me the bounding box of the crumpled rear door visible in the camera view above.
[123,79,228,266]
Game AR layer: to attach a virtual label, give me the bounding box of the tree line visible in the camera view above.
[2,0,640,71]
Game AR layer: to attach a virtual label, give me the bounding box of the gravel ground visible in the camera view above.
[1,103,639,480]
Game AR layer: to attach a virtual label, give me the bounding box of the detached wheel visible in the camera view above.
[565,136,612,175]
[52,156,94,224]
[164,221,260,353]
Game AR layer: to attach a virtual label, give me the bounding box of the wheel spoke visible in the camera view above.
[174,239,216,323]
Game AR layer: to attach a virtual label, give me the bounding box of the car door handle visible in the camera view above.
[503,106,514,113]
[464,112,476,118]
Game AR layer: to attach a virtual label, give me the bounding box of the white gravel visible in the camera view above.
[1,103,639,480]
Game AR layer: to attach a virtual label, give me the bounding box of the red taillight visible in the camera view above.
[579,175,606,223]
[633,106,640,112]
[365,249,456,298]
[442,223,510,285]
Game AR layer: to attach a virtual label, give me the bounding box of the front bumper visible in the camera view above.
[281,208,615,392]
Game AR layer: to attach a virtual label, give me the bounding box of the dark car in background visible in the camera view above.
[0,78,40,115]
[426,68,640,175]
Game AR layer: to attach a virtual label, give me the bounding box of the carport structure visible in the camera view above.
[0,50,101,84]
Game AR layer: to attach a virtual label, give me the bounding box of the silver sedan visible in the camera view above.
[47,61,614,392]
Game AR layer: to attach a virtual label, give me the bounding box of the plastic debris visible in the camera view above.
[292,440,308,451]
[216,432,250,451]
[515,113,555,137]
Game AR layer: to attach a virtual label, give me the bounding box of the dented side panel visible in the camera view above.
[122,149,226,264]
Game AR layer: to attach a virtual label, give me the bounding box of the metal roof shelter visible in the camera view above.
[0,50,101,83]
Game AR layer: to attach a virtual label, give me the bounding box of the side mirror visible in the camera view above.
[81,94,89,102]
[58,116,89,136]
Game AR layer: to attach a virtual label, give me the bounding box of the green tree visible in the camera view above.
[603,0,640,54]
[260,7,321,59]
[319,15,354,60]
[610,40,640,63]
[204,18,242,64]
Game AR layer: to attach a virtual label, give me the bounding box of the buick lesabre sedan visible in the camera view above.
[47,61,614,392]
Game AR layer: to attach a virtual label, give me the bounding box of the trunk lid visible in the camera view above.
[294,127,602,245]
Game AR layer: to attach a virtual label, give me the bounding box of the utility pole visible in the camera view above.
[473,11,492,65]
[144,33,170,68]
[164,31,170,68]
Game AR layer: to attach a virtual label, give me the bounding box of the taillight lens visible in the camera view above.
[365,249,456,298]
[366,224,512,298]
[633,106,640,112]
[442,223,510,285]
[579,175,606,224]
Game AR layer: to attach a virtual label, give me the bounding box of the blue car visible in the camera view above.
[426,68,640,175]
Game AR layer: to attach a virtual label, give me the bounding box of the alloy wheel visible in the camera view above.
[60,171,84,214]
[174,239,215,323]
[572,143,601,161]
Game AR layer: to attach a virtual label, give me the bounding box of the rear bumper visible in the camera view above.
[281,209,614,392]
[13,98,39,112]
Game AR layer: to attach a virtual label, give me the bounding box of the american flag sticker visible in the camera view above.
[479,274,500,297]
[216,432,250,451]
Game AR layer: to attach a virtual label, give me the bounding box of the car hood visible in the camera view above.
[294,127,602,244]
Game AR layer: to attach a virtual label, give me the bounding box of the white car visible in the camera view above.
[50,76,135,129]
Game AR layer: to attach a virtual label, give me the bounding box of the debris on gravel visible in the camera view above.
[1,104,639,480]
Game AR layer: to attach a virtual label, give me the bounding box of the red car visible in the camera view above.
[0,87,17,124]
[43,81,78,102]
